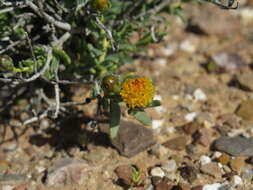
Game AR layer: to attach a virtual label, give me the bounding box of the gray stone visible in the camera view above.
[211,52,246,73]
[111,120,156,157]
[213,136,253,156]
[46,158,95,187]
[0,174,28,185]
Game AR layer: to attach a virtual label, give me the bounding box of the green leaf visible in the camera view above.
[109,101,121,139]
[53,48,71,65]
[147,100,161,107]
[130,110,152,126]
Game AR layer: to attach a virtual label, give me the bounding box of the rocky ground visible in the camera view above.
[1,1,253,190]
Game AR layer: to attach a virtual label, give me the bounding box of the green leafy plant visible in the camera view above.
[131,166,143,186]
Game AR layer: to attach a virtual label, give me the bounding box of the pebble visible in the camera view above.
[114,165,133,186]
[229,157,245,172]
[202,183,221,190]
[161,160,177,173]
[211,52,246,73]
[111,120,156,157]
[149,144,169,159]
[193,88,207,101]
[165,173,178,181]
[236,73,253,91]
[152,119,164,132]
[46,158,95,187]
[150,167,165,178]
[182,122,201,135]
[193,128,211,147]
[200,163,222,178]
[185,112,198,122]
[180,39,196,53]
[213,136,253,156]
[153,177,174,190]
[231,175,243,186]
[163,136,188,151]
[236,99,253,122]
[200,155,211,165]
[241,168,253,180]
[218,153,231,165]
[179,166,197,183]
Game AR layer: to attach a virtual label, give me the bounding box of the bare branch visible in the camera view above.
[25,0,71,31]
[51,32,71,48]
[53,81,60,118]
[21,47,53,83]
[0,7,14,14]
[95,17,117,51]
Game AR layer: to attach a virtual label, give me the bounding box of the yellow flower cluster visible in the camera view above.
[120,78,154,109]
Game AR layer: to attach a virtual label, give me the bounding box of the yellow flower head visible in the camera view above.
[120,77,155,109]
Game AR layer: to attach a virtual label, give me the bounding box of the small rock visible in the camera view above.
[218,153,231,165]
[149,144,169,159]
[111,120,156,157]
[236,99,253,121]
[213,136,253,156]
[236,73,253,91]
[151,167,165,178]
[0,174,28,185]
[193,128,211,147]
[46,158,95,187]
[179,166,197,183]
[185,4,241,36]
[193,88,207,101]
[114,165,133,186]
[161,160,177,173]
[231,175,243,186]
[222,165,232,173]
[241,168,253,180]
[163,136,188,151]
[165,173,178,181]
[199,155,211,165]
[229,157,245,172]
[200,163,222,178]
[182,122,201,135]
[202,183,221,190]
[153,177,174,190]
[185,112,198,122]
[211,52,247,73]
[180,39,196,53]
[152,120,164,132]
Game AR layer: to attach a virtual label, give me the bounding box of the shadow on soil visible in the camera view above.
[29,114,111,153]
